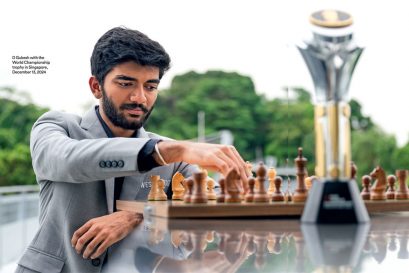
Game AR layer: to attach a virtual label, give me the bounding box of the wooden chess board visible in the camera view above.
[117,199,409,218]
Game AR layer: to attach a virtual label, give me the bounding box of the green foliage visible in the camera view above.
[0,87,48,186]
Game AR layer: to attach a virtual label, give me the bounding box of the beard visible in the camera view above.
[101,87,154,130]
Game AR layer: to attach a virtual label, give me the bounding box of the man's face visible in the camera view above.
[100,61,160,130]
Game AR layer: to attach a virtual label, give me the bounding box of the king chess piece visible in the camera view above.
[293,148,308,202]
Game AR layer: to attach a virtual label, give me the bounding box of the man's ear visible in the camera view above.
[89,76,103,99]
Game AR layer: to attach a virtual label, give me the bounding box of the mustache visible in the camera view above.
[120,103,149,113]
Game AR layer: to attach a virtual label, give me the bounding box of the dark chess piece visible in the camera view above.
[351,161,357,180]
[272,176,285,202]
[395,170,409,200]
[216,178,226,203]
[293,147,308,203]
[361,175,371,201]
[191,171,208,203]
[253,162,270,202]
[183,178,194,203]
[245,177,255,202]
[225,169,242,203]
[370,166,387,200]
[386,175,397,200]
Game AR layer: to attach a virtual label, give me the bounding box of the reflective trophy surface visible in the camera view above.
[297,10,369,223]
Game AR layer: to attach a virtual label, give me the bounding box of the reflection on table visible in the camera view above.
[103,213,409,273]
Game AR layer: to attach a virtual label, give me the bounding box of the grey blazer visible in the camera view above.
[16,107,196,273]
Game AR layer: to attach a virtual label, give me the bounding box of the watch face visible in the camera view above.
[310,10,353,28]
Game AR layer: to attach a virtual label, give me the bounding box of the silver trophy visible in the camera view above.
[297,10,369,223]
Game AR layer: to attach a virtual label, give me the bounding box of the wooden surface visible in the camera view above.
[117,199,409,219]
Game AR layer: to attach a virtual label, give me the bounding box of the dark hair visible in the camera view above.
[90,27,171,84]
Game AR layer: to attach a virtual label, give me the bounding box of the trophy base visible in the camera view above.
[301,180,370,224]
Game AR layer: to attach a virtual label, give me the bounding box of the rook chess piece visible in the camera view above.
[370,166,387,200]
[225,169,242,203]
[386,175,397,200]
[254,162,270,202]
[172,172,185,200]
[148,175,160,201]
[216,178,225,203]
[154,179,168,201]
[191,171,208,203]
[361,175,371,200]
[395,170,409,199]
[245,177,255,202]
[272,176,285,202]
[293,147,308,202]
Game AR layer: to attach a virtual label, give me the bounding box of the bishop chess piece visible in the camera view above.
[172,172,185,200]
[267,167,277,196]
[395,170,409,199]
[154,179,168,201]
[361,175,371,201]
[216,178,225,203]
[148,175,160,201]
[183,178,194,203]
[253,163,270,202]
[191,171,208,203]
[225,169,242,203]
[386,175,396,200]
[370,166,387,200]
[245,177,255,202]
[293,148,308,202]
[272,176,285,202]
[207,178,217,200]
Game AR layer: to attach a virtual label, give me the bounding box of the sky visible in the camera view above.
[1,0,408,146]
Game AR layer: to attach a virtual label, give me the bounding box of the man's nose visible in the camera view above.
[130,86,147,104]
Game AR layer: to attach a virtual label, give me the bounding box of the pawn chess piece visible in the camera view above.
[154,179,168,201]
[267,167,277,196]
[351,161,358,180]
[183,178,194,203]
[386,175,397,200]
[216,178,225,203]
[148,175,160,201]
[272,176,285,202]
[361,175,371,200]
[172,172,185,200]
[370,166,387,200]
[245,177,255,202]
[225,169,242,203]
[191,171,208,203]
[293,147,308,202]
[207,178,217,200]
[253,163,270,202]
[395,170,409,199]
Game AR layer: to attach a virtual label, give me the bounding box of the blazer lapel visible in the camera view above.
[80,106,108,138]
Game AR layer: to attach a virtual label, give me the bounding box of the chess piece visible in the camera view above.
[272,176,285,202]
[361,175,371,200]
[172,172,185,200]
[285,176,293,202]
[207,178,217,200]
[225,169,242,203]
[305,175,317,190]
[148,175,160,201]
[293,147,308,202]
[395,170,409,199]
[370,166,387,200]
[191,171,208,203]
[245,177,255,202]
[267,167,277,196]
[386,175,397,200]
[154,179,168,201]
[216,178,225,203]
[351,161,357,180]
[253,162,270,202]
[267,232,284,254]
[183,178,194,203]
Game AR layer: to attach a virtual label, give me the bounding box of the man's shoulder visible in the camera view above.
[35,110,82,126]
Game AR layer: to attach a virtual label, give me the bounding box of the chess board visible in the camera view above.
[117,199,409,218]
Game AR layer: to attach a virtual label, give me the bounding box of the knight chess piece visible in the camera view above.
[395,170,409,200]
[370,166,387,200]
[253,163,270,202]
[267,167,277,196]
[148,175,160,201]
[293,147,308,202]
[183,178,194,203]
[245,177,255,202]
[216,178,226,203]
[172,172,185,200]
[386,175,397,200]
[361,175,371,200]
[191,171,208,203]
[225,169,242,203]
[272,176,285,202]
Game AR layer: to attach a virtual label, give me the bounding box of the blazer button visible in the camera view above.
[99,161,106,168]
[106,161,112,168]
[91,258,101,266]
[118,160,124,168]
[112,160,118,168]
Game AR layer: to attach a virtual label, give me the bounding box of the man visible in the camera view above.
[16,27,248,273]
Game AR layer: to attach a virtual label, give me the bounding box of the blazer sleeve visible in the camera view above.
[30,111,151,183]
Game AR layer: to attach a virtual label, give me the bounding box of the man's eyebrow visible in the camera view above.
[115,75,136,81]
[146,79,160,84]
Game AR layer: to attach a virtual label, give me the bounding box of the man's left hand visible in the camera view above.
[71,211,143,259]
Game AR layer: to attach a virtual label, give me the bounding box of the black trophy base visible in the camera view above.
[301,179,370,224]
